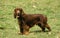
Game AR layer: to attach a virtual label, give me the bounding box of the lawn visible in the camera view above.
[0,0,60,38]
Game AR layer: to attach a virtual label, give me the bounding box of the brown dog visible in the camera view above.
[14,8,51,35]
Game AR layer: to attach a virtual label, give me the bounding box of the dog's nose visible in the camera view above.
[17,16,19,18]
[17,13,20,16]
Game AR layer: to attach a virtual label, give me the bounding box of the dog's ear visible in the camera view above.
[14,9,16,18]
[14,12,16,18]
[20,8,24,14]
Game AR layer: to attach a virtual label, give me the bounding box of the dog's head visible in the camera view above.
[14,8,24,18]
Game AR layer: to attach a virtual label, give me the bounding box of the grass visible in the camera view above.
[0,0,60,38]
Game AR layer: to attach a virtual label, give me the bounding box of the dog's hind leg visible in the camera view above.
[45,23,51,32]
[38,23,45,32]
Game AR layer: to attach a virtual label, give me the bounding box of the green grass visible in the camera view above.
[0,0,60,38]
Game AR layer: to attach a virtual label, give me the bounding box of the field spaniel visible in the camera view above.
[14,8,51,35]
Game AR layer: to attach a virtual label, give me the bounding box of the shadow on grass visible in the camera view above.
[17,30,50,35]
[0,27,5,30]
[30,30,49,33]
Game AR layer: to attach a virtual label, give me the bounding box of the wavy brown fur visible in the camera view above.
[14,8,51,35]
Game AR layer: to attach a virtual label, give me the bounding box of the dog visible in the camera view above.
[14,8,51,35]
